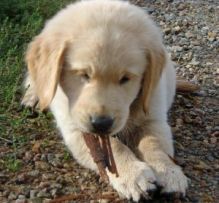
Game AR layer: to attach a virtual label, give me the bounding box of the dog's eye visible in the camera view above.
[119,76,130,85]
[81,73,90,82]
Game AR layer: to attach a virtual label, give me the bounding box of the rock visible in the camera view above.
[208,32,217,41]
[28,170,40,177]
[30,190,38,199]
[47,153,54,162]
[41,154,47,161]
[173,26,181,33]
[2,190,10,197]
[210,137,217,144]
[8,192,17,200]
[24,151,33,162]
[164,14,175,21]
[176,118,183,126]
[42,199,52,203]
[35,161,50,170]
[50,188,58,197]
[30,198,43,203]
[42,173,56,181]
[185,31,194,38]
[18,195,26,200]
[184,116,193,123]
[206,155,214,162]
[99,199,110,203]
[15,200,27,203]
[50,183,62,189]
[189,59,200,66]
[39,181,50,188]
[16,173,27,184]
[33,153,41,161]
[164,28,171,34]
[37,189,50,198]
[171,46,183,52]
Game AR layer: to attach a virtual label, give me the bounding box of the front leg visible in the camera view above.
[63,131,156,202]
[137,121,188,195]
[21,73,39,108]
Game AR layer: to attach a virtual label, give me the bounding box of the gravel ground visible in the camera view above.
[0,0,218,202]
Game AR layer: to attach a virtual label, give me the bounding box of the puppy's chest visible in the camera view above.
[115,120,146,149]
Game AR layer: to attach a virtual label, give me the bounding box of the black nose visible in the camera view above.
[91,116,113,134]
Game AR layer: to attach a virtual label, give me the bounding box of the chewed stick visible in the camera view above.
[83,133,119,182]
[103,136,118,176]
[176,80,200,92]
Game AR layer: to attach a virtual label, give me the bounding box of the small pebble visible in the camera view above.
[8,192,17,200]
[30,190,38,199]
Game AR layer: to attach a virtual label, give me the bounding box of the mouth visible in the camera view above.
[91,129,112,136]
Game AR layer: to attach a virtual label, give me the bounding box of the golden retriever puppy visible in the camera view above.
[22,0,188,201]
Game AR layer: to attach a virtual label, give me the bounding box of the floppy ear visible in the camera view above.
[25,35,67,110]
[142,44,166,113]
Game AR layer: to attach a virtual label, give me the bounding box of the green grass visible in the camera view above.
[4,155,23,172]
[0,0,73,112]
[0,0,73,172]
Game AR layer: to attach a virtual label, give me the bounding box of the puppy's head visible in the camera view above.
[26,1,166,135]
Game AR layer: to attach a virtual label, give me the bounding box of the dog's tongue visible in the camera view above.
[83,133,119,182]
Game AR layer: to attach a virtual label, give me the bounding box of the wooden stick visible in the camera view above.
[83,133,119,182]
[176,80,200,93]
[104,136,119,177]
[83,133,109,182]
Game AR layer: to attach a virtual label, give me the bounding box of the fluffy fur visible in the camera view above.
[22,0,188,201]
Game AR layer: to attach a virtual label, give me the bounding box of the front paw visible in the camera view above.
[107,161,156,202]
[154,164,188,195]
[21,91,39,108]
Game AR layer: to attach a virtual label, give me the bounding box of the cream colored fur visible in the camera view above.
[22,0,188,201]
